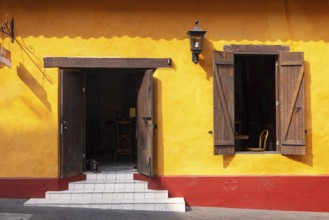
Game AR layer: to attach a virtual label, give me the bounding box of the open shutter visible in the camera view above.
[213,51,235,155]
[137,69,154,177]
[278,52,305,155]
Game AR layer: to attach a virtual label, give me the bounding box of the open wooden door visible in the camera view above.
[137,69,155,177]
[213,51,235,155]
[60,69,85,178]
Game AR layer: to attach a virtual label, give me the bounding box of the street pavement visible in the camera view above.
[0,199,329,220]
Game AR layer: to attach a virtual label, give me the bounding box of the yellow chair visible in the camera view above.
[248,129,269,152]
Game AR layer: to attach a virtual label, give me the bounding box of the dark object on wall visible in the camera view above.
[0,18,14,43]
[187,20,206,64]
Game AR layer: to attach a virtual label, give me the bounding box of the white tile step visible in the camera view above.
[24,197,186,212]
[45,189,169,201]
[68,180,147,191]
[85,172,135,181]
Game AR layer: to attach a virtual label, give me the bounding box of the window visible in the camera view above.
[213,45,305,155]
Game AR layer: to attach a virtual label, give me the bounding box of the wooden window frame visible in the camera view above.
[213,44,305,155]
[224,45,290,54]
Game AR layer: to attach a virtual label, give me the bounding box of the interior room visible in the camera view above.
[84,69,144,167]
[234,55,277,152]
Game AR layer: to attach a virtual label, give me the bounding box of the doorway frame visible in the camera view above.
[46,57,172,178]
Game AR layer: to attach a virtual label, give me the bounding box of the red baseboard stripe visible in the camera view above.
[134,174,329,212]
[0,175,86,198]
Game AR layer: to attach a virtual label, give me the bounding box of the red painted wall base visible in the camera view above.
[0,175,86,198]
[134,174,329,212]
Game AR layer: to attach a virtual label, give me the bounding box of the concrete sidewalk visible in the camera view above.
[0,199,329,220]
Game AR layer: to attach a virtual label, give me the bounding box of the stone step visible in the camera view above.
[24,171,186,212]
[85,172,135,182]
[25,197,186,212]
[45,189,169,201]
[69,180,147,191]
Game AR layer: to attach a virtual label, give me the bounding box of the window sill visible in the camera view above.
[235,151,280,154]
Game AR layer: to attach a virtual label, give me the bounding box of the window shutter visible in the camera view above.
[213,51,235,155]
[278,52,305,155]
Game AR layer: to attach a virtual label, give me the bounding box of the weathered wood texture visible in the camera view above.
[44,57,172,68]
[60,70,85,178]
[279,52,305,155]
[137,69,154,177]
[224,45,290,54]
[213,51,235,155]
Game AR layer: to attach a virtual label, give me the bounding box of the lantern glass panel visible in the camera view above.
[190,35,202,50]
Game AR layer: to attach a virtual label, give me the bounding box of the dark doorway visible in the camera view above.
[60,68,155,177]
[234,55,277,151]
[84,69,145,168]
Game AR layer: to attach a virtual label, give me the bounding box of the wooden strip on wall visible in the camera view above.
[44,57,172,68]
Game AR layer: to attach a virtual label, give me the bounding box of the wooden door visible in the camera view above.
[213,51,235,155]
[60,69,85,178]
[137,69,154,177]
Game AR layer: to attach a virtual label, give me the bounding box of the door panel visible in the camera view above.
[137,69,154,177]
[60,69,85,178]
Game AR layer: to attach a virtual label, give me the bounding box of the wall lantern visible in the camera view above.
[187,20,206,64]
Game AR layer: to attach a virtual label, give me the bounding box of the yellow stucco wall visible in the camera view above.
[0,0,329,177]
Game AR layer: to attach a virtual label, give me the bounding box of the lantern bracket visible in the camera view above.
[0,18,14,44]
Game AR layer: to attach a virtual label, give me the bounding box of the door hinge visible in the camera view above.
[276,141,279,146]
[60,124,63,135]
[82,153,86,159]
[82,87,86,92]
[276,101,279,106]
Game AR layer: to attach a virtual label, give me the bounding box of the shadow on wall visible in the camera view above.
[198,38,215,81]
[1,0,329,42]
[223,155,235,169]
[13,35,54,113]
[15,38,53,84]
[17,64,52,112]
